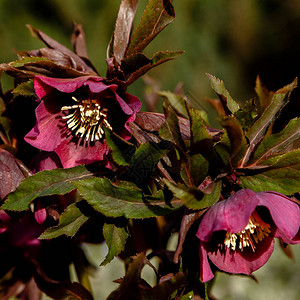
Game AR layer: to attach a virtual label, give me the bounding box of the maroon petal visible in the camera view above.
[256,192,300,243]
[31,151,63,172]
[34,76,102,98]
[55,138,109,168]
[197,189,259,241]
[207,235,274,276]
[123,93,142,113]
[25,102,65,152]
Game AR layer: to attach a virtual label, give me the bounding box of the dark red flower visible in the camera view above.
[25,76,141,169]
[196,189,300,282]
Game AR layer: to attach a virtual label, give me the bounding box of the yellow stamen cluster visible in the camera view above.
[224,211,271,252]
[61,96,112,142]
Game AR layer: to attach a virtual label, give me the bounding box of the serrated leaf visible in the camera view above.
[1,165,99,211]
[124,51,184,85]
[165,180,221,210]
[158,91,188,118]
[189,154,209,187]
[101,223,129,266]
[126,0,175,55]
[73,177,182,218]
[105,128,135,166]
[234,98,257,132]
[12,80,36,97]
[250,118,300,165]
[206,73,240,114]
[39,202,89,239]
[10,56,51,67]
[214,130,231,167]
[126,142,170,184]
[241,78,297,167]
[240,150,300,195]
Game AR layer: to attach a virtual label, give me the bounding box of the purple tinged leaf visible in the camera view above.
[101,223,129,266]
[241,78,297,167]
[112,0,139,64]
[39,202,89,239]
[126,0,175,55]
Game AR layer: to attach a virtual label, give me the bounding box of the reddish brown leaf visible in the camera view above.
[71,23,89,60]
[112,0,139,64]
[26,25,97,75]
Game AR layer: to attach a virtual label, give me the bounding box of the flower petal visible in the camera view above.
[197,189,259,241]
[256,192,300,242]
[199,241,215,282]
[207,235,274,276]
[34,76,101,97]
[55,138,109,168]
[25,102,65,151]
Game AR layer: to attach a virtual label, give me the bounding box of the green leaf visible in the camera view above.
[126,142,169,184]
[240,150,300,195]
[189,154,209,187]
[73,177,182,218]
[165,180,221,210]
[101,223,129,266]
[1,165,99,211]
[241,78,297,167]
[124,51,184,86]
[10,56,51,67]
[126,0,175,55]
[39,202,89,239]
[206,73,240,114]
[105,128,135,166]
[189,107,214,160]
[214,130,231,167]
[158,91,188,118]
[234,98,257,132]
[12,80,36,97]
[250,117,300,165]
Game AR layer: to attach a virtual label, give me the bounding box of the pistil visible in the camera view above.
[61,96,112,142]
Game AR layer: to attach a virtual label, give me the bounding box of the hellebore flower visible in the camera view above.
[25,76,141,168]
[196,189,300,282]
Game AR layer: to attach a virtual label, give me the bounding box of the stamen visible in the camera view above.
[224,211,271,252]
[61,96,112,141]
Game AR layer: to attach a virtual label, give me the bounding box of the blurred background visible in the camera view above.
[0,0,299,298]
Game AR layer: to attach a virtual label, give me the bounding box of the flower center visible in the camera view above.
[61,96,112,142]
[224,211,271,252]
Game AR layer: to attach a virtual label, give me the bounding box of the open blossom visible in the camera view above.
[196,189,300,282]
[25,76,141,169]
